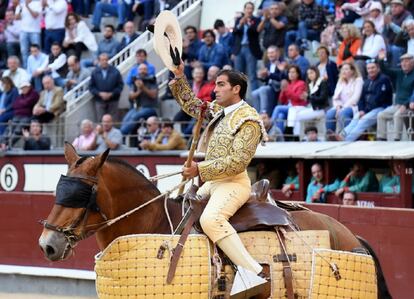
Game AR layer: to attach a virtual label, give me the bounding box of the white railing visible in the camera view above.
[63,0,202,111]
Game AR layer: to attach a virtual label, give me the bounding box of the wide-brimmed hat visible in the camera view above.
[153,11,182,71]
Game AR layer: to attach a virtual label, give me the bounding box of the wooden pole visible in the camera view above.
[178,102,207,194]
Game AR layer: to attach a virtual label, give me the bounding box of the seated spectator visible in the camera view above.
[32,76,65,123]
[120,63,158,135]
[252,46,286,114]
[383,0,413,47]
[257,2,288,50]
[392,19,414,67]
[326,62,363,133]
[405,90,414,139]
[1,56,30,92]
[335,162,379,197]
[0,81,39,149]
[271,65,307,134]
[42,0,67,54]
[137,116,160,147]
[303,126,321,141]
[342,191,357,205]
[341,0,373,24]
[65,55,91,93]
[125,49,156,88]
[72,119,97,151]
[0,77,19,135]
[368,1,385,33]
[198,29,228,72]
[333,60,393,141]
[26,44,48,92]
[22,119,51,150]
[283,0,301,34]
[4,10,21,59]
[118,21,139,51]
[285,0,325,51]
[197,65,219,102]
[182,25,203,78]
[355,20,386,76]
[295,66,329,136]
[95,114,124,151]
[316,46,338,96]
[140,120,187,151]
[255,161,282,190]
[63,12,98,59]
[260,112,284,142]
[306,163,326,203]
[214,19,233,59]
[336,24,362,67]
[91,0,127,32]
[286,44,310,77]
[281,161,300,198]
[320,16,339,56]
[43,42,68,87]
[89,53,124,121]
[377,52,414,140]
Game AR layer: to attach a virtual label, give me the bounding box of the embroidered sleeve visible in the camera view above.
[198,121,261,181]
[169,76,220,120]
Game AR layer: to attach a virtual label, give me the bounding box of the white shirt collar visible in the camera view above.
[223,100,245,116]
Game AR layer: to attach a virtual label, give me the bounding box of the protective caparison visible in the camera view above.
[55,175,99,212]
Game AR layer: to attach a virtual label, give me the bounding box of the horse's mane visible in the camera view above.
[105,157,161,195]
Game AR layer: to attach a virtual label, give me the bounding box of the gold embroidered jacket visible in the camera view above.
[170,76,267,182]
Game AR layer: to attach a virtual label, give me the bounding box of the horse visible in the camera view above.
[39,143,392,298]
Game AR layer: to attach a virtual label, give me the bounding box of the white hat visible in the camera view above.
[153,11,183,72]
[369,1,383,12]
[19,81,31,88]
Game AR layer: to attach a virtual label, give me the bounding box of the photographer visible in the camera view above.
[120,63,158,137]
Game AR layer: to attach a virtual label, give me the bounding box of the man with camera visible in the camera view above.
[120,63,159,136]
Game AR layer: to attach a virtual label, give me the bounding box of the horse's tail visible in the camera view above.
[356,235,392,299]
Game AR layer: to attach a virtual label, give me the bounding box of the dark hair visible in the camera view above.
[30,44,40,49]
[30,119,43,132]
[287,64,302,81]
[317,45,330,56]
[305,126,318,134]
[1,76,15,89]
[214,19,225,30]
[361,20,378,51]
[202,29,215,39]
[51,41,61,48]
[306,66,320,83]
[104,24,115,32]
[161,118,174,128]
[244,1,254,9]
[216,69,248,99]
[136,49,147,56]
[184,26,197,34]
[64,12,80,28]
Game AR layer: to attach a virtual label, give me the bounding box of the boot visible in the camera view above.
[230,266,269,299]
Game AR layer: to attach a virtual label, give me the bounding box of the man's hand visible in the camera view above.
[172,61,185,78]
[140,140,150,149]
[134,79,144,89]
[335,188,344,197]
[33,106,45,115]
[182,160,199,179]
[22,128,30,138]
[409,102,414,110]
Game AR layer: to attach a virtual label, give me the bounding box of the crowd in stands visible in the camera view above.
[0,0,414,152]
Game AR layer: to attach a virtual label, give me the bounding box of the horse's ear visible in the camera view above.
[95,148,110,169]
[64,142,80,166]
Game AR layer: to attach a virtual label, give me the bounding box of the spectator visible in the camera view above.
[286,0,325,51]
[232,1,262,91]
[63,12,98,59]
[257,2,288,50]
[1,56,30,92]
[137,115,160,146]
[0,77,19,135]
[271,65,307,134]
[140,120,186,151]
[294,66,329,136]
[43,42,68,87]
[65,55,90,93]
[260,112,284,142]
[15,0,42,68]
[22,119,51,150]
[133,0,180,31]
[125,49,156,88]
[198,29,228,72]
[95,114,124,151]
[341,0,374,24]
[72,119,97,151]
[26,44,48,92]
[120,63,158,135]
[4,10,21,58]
[342,191,357,205]
[377,52,414,140]
[118,21,139,51]
[320,16,339,56]
[392,19,414,66]
[32,75,65,123]
[368,1,385,33]
[281,161,300,198]
[214,19,234,59]
[286,43,310,77]
[326,62,363,133]
[182,25,203,77]
[337,24,362,66]
[198,65,219,102]
[306,163,326,203]
[303,126,321,141]
[0,24,8,68]
[42,0,68,53]
[335,162,379,197]
[91,0,127,32]
[283,0,301,32]
[316,46,338,96]
[383,0,413,45]
[89,53,124,121]
[252,46,286,115]
[334,60,393,141]
[255,161,282,190]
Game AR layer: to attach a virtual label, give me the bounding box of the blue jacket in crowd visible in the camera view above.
[90,65,124,103]
[358,73,393,113]
[198,42,229,70]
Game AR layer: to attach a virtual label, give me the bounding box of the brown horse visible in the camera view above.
[39,143,391,298]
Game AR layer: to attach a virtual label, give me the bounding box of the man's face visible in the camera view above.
[51,45,61,57]
[214,74,238,107]
[81,123,93,135]
[102,115,113,132]
[311,164,323,182]
[401,58,414,73]
[391,3,404,16]
[203,33,214,46]
[269,4,279,17]
[124,22,134,35]
[30,47,40,57]
[366,62,380,79]
[146,120,159,133]
[99,55,109,68]
[185,28,196,41]
[67,59,80,72]
[407,24,414,38]
[267,48,278,62]
[161,126,172,135]
[7,58,18,71]
[138,64,148,77]
[5,11,14,23]
[136,53,146,64]
[288,45,298,58]
[104,27,114,39]
[244,3,254,17]
[343,193,356,205]
[42,78,54,90]
[30,122,42,135]
[21,85,31,95]
[307,130,318,141]
[207,66,219,82]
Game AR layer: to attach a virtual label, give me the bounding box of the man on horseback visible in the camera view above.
[170,62,269,296]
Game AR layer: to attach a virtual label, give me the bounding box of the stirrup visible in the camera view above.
[184,184,200,201]
[230,266,269,299]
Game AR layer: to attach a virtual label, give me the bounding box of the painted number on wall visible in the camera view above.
[0,164,18,191]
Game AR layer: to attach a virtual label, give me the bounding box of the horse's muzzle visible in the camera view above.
[39,230,73,261]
